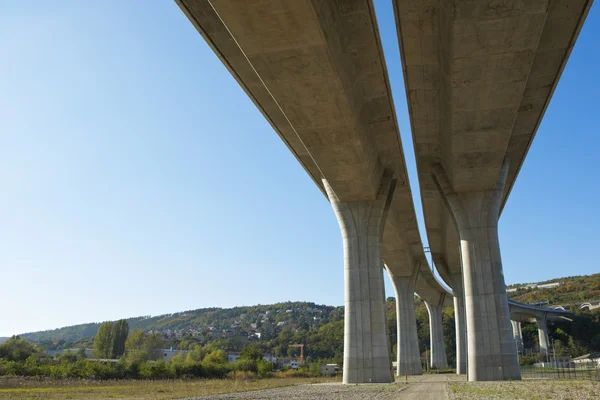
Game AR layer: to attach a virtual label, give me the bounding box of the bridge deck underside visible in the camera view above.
[178,0,452,304]
[394,0,592,281]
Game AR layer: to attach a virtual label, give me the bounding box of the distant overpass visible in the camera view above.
[508,300,573,357]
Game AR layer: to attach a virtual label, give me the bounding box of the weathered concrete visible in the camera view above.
[425,302,448,370]
[176,0,452,383]
[451,274,467,375]
[389,270,422,376]
[324,174,394,383]
[536,317,550,358]
[511,321,524,354]
[176,0,453,303]
[432,160,519,381]
[393,0,592,380]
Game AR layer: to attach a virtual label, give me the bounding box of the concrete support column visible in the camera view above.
[511,321,523,354]
[389,273,422,375]
[432,160,520,381]
[451,273,467,374]
[536,317,549,358]
[324,172,395,384]
[425,302,448,370]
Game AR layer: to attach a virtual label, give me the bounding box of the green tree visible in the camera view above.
[0,336,40,362]
[93,321,115,359]
[239,344,262,361]
[144,332,164,361]
[203,349,227,364]
[111,319,129,358]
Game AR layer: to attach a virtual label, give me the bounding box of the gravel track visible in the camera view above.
[186,382,409,399]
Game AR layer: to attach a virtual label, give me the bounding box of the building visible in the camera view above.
[572,353,600,367]
[46,348,94,359]
[228,352,240,363]
[159,348,188,362]
[321,364,340,376]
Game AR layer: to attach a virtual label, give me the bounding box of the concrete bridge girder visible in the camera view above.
[394,0,592,381]
[176,0,455,383]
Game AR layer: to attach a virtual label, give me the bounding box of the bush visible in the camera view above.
[139,361,173,380]
[257,360,273,378]
[519,355,537,366]
[202,361,232,379]
[234,359,257,373]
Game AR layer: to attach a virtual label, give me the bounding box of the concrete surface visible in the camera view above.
[389,272,422,376]
[175,0,453,303]
[450,274,467,375]
[393,0,592,380]
[324,175,394,383]
[511,321,524,354]
[425,302,448,370]
[176,0,453,383]
[432,160,520,381]
[536,317,550,357]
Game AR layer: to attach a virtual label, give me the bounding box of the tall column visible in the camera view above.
[324,172,395,384]
[425,301,448,370]
[536,316,549,358]
[389,272,422,375]
[511,321,523,354]
[451,273,467,374]
[432,160,520,381]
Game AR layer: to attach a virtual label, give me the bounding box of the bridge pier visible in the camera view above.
[451,274,467,374]
[389,273,422,376]
[425,301,448,370]
[432,161,520,381]
[324,173,395,384]
[536,316,549,359]
[511,321,524,354]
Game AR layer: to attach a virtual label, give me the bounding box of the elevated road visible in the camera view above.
[176,0,450,382]
[508,300,573,355]
[394,0,592,380]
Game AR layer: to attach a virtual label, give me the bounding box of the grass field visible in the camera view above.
[449,380,600,400]
[0,377,339,399]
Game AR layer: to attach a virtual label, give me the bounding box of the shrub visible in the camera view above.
[202,361,232,379]
[257,360,273,378]
[234,359,257,373]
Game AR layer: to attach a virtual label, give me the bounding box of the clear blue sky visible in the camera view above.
[1,1,598,337]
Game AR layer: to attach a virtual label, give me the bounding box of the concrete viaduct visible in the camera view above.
[176,0,591,383]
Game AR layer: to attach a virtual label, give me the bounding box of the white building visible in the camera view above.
[320,364,339,375]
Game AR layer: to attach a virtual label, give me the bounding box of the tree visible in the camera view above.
[144,332,163,361]
[203,349,227,364]
[0,336,40,362]
[94,321,115,359]
[124,330,164,363]
[111,319,129,358]
[240,345,262,361]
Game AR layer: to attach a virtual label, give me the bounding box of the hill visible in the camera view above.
[0,338,8,345]
[507,273,600,306]
[20,301,340,348]
[14,273,600,364]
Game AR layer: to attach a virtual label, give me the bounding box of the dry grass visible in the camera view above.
[448,380,600,400]
[0,376,339,399]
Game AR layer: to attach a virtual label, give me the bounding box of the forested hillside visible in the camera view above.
[507,273,600,305]
[16,273,600,366]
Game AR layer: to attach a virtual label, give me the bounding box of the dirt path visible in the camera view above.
[189,375,449,399]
